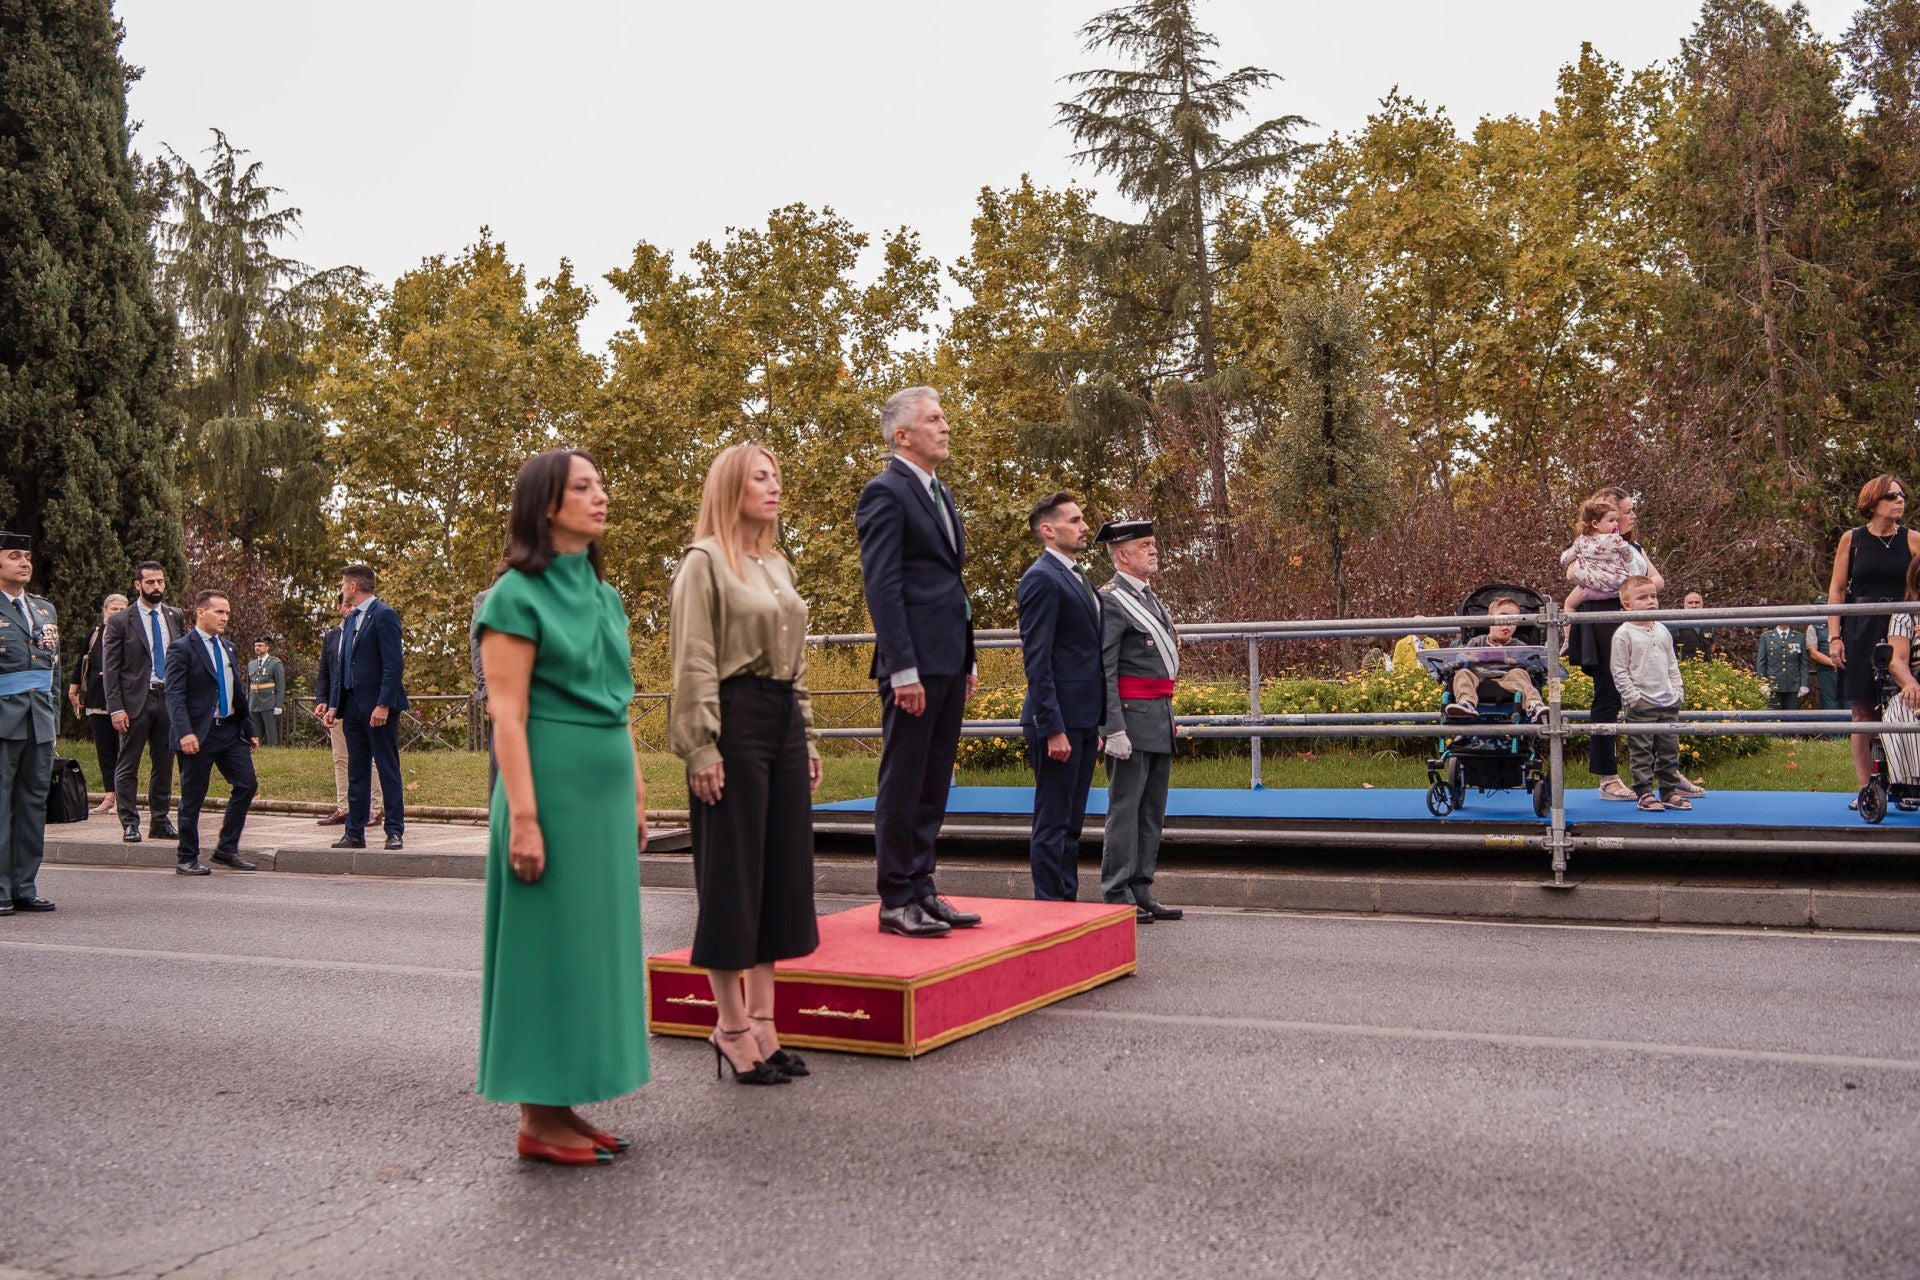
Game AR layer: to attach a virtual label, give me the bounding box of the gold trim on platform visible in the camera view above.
[665,994,717,1009]
[798,1004,871,1021]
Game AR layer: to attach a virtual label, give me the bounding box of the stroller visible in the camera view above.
[1856,639,1920,823]
[1416,584,1558,819]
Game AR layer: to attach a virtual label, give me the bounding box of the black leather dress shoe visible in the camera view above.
[1135,905,1155,923]
[331,836,366,850]
[121,822,142,844]
[0,900,12,915]
[1137,893,1183,921]
[176,860,211,876]
[878,902,951,938]
[916,894,980,928]
[12,897,56,912]
[150,817,179,839]
[383,836,404,851]
[211,851,258,871]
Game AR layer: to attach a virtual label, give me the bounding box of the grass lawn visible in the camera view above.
[66,737,1863,812]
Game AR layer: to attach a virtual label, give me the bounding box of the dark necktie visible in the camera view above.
[148,607,166,681]
[1072,563,1097,609]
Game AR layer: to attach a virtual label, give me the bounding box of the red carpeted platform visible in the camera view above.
[646,898,1137,1057]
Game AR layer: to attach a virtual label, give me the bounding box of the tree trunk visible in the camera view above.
[1753,175,1790,471]
[1322,343,1354,668]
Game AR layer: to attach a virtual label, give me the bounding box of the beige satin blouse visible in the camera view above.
[668,537,819,773]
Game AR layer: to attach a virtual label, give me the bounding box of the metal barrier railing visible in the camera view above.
[809,599,1920,884]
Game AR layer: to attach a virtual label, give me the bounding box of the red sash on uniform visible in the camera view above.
[1117,676,1176,700]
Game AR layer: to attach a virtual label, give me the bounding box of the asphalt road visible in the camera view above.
[2,866,1917,1280]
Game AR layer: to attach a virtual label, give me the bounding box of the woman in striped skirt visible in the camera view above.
[1878,556,1920,787]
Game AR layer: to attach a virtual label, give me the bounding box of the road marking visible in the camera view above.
[0,939,479,979]
[1040,1007,1920,1073]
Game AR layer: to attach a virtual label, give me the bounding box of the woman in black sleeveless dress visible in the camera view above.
[1826,475,1920,788]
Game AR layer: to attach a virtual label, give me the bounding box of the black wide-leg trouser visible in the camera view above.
[689,676,820,971]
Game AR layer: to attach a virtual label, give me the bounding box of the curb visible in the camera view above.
[41,832,1920,933]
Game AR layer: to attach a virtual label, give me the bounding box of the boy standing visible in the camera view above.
[1610,576,1692,812]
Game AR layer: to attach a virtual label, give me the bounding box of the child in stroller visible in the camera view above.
[1418,585,1558,818]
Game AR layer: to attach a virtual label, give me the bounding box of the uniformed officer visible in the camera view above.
[247,638,286,746]
[0,532,60,915]
[1806,598,1841,711]
[1096,518,1181,922]
[1756,622,1810,714]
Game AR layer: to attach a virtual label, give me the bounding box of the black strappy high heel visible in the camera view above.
[709,1026,790,1085]
[750,1014,809,1077]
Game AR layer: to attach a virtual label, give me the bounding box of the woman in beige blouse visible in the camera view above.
[670,444,822,1085]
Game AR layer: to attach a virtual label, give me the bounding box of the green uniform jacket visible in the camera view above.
[0,592,60,744]
[247,655,286,713]
[1099,575,1178,753]
[1755,627,1809,693]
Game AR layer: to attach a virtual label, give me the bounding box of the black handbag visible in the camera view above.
[45,755,90,824]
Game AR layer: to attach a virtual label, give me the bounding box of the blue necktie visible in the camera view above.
[212,637,230,717]
[342,609,359,690]
[149,608,166,681]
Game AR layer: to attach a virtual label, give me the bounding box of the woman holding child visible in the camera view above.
[1563,488,1703,802]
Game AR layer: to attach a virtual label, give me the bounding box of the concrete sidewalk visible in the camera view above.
[41,809,1920,933]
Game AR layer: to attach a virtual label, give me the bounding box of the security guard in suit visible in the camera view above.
[1096,519,1182,922]
[247,639,286,746]
[0,532,59,915]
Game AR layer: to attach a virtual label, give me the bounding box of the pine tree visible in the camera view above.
[157,129,358,641]
[0,0,181,638]
[1058,0,1311,532]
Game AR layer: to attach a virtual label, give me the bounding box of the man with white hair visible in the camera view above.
[855,386,980,938]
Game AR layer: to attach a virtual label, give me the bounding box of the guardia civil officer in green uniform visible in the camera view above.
[247,638,286,746]
[1096,518,1182,922]
[1756,622,1810,713]
[0,532,59,915]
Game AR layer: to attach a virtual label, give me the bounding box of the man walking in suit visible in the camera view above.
[101,562,185,844]
[324,564,408,851]
[1097,519,1183,922]
[312,595,350,825]
[1017,492,1105,901]
[855,386,980,938]
[165,590,259,875]
[247,638,285,746]
[0,532,60,915]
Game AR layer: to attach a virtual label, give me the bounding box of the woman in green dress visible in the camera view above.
[476,449,650,1166]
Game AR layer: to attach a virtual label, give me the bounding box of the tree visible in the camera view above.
[596,204,940,644]
[157,129,359,643]
[318,233,603,691]
[1657,0,1855,509]
[1058,0,1311,530]
[1263,286,1389,634]
[0,0,181,641]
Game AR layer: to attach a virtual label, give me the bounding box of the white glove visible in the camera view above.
[1799,686,1808,696]
[274,708,282,715]
[1105,731,1133,761]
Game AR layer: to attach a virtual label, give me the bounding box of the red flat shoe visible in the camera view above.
[516,1132,612,1166]
[572,1122,631,1155]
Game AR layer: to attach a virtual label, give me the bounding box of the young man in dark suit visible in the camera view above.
[164,590,259,875]
[324,564,408,851]
[101,562,187,843]
[311,595,350,825]
[855,386,980,938]
[1016,492,1105,901]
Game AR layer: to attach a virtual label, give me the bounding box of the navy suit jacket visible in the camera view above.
[313,624,342,710]
[164,630,257,748]
[855,458,975,680]
[330,599,409,712]
[1017,553,1106,736]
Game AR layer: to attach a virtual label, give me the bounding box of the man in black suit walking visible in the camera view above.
[164,590,259,875]
[101,562,185,844]
[1017,492,1105,901]
[855,386,980,938]
[324,564,408,851]
[311,594,350,825]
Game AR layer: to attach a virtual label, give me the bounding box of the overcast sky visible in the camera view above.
[121,0,1867,353]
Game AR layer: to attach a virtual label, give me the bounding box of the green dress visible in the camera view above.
[475,554,648,1104]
